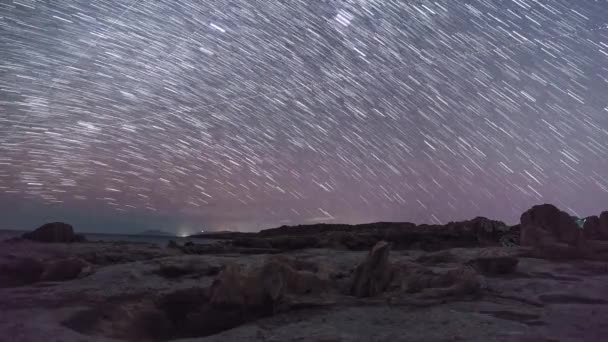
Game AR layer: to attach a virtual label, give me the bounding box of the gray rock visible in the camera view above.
[22,222,84,243]
[350,241,395,297]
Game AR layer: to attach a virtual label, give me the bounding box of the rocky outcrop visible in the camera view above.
[518,204,608,260]
[209,256,329,311]
[22,222,85,243]
[350,241,395,297]
[399,263,481,298]
[520,204,580,246]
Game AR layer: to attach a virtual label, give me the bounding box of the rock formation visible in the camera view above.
[350,241,395,297]
[520,204,580,246]
[22,222,85,243]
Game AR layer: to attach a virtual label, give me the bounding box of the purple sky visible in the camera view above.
[1,0,608,234]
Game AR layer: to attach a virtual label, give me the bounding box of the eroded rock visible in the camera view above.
[22,222,84,243]
[350,241,395,297]
[520,204,580,246]
[41,257,91,281]
[0,257,45,287]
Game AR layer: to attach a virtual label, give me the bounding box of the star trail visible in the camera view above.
[1,0,608,233]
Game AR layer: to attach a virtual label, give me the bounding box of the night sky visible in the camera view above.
[1,0,607,234]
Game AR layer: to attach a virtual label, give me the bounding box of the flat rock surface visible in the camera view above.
[1,240,607,341]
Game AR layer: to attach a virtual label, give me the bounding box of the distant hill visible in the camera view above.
[139,229,174,236]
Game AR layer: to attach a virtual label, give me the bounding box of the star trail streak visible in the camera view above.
[1,0,608,232]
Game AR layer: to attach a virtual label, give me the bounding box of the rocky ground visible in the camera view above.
[1,204,607,341]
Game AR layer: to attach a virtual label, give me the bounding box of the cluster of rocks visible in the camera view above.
[519,204,608,260]
[63,240,515,340]
[187,216,516,254]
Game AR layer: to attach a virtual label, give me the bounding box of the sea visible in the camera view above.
[0,229,213,246]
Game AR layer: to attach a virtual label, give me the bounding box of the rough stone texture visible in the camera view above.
[41,257,91,281]
[520,204,580,246]
[398,262,481,298]
[2,242,608,341]
[22,222,82,243]
[208,256,329,312]
[350,241,395,297]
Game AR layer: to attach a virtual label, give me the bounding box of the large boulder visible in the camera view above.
[350,241,395,297]
[208,256,328,313]
[22,222,84,243]
[520,204,580,246]
[516,204,608,260]
[41,257,91,281]
[0,257,45,287]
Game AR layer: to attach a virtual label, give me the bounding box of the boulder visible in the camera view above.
[520,204,580,246]
[22,222,83,243]
[167,240,180,249]
[401,263,481,298]
[41,257,91,281]
[0,257,45,287]
[208,256,328,312]
[350,241,395,297]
